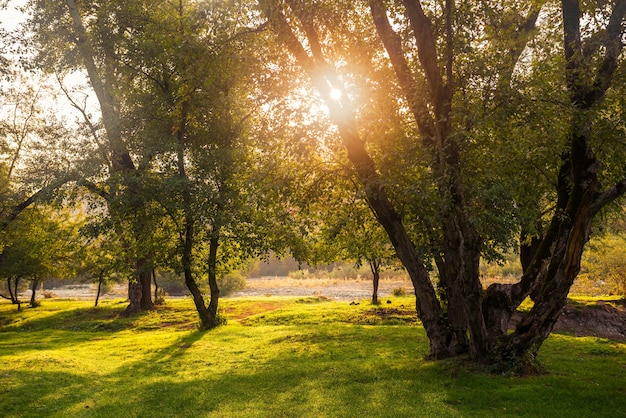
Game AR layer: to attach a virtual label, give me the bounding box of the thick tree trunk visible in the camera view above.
[441,208,489,358]
[139,264,153,311]
[265,3,454,359]
[125,257,154,314]
[125,279,143,315]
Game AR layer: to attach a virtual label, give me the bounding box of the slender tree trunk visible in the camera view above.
[181,217,220,329]
[153,270,158,302]
[207,232,221,321]
[29,279,40,307]
[173,90,220,329]
[369,259,380,305]
[13,277,21,311]
[95,269,104,307]
[7,277,16,304]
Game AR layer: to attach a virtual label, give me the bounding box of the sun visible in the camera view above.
[329,87,342,101]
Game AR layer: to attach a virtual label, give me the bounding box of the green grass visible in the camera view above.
[1,297,625,417]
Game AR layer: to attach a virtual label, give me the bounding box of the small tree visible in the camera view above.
[0,206,83,309]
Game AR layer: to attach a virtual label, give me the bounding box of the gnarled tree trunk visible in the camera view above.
[264,0,625,370]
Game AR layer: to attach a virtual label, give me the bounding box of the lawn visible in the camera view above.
[0,297,625,417]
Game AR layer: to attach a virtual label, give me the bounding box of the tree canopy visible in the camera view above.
[0,0,624,372]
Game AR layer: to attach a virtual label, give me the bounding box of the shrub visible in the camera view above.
[392,287,407,297]
[218,272,246,296]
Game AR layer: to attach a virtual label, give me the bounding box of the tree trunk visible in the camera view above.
[153,270,159,303]
[7,277,16,304]
[182,215,217,329]
[125,279,143,315]
[207,233,221,322]
[139,262,153,310]
[95,269,104,307]
[14,277,21,311]
[29,279,40,307]
[369,259,380,305]
[265,3,454,359]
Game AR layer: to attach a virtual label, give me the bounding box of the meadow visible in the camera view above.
[1,296,625,417]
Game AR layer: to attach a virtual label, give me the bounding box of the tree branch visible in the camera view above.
[77,179,110,201]
[0,175,76,232]
[401,0,447,108]
[591,178,626,215]
[368,0,435,139]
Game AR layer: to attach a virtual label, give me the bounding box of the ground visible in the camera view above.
[550,299,626,340]
[40,276,626,340]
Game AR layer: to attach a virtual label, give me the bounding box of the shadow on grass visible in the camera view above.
[2,325,624,418]
[1,299,626,418]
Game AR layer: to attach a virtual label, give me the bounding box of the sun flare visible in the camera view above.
[330,87,342,101]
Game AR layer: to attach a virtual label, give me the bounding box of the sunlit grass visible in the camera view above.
[1,297,625,417]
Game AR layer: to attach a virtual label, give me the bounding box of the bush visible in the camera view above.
[218,272,246,296]
[155,271,189,296]
[392,287,407,297]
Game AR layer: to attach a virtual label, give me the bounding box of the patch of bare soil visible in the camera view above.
[511,299,626,340]
[552,300,626,340]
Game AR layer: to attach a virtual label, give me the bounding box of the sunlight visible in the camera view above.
[330,87,342,101]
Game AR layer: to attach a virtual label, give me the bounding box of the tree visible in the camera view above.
[261,0,626,370]
[26,0,178,313]
[0,206,83,309]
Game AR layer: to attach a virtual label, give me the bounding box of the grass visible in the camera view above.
[1,297,625,417]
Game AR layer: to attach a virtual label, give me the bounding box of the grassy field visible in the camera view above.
[1,296,625,417]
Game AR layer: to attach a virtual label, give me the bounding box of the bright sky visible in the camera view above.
[1,1,99,126]
[1,1,27,32]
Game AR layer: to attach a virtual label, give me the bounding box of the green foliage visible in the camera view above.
[0,206,83,283]
[577,233,626,297]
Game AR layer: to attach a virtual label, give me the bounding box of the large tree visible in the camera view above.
[27,0,175,313]
[260,0,626,370]
[119,0,265,328]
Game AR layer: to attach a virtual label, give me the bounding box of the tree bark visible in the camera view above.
[95,269,104,307]
[29,279,40,307]
[66,0,154,313]
[153,270,159,303]
[265,2,454,359]
[369,258,380,305]
[207,232,221,322]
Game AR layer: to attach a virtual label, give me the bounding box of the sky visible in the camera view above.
[1,1,27,32]
[1,1,99,126]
